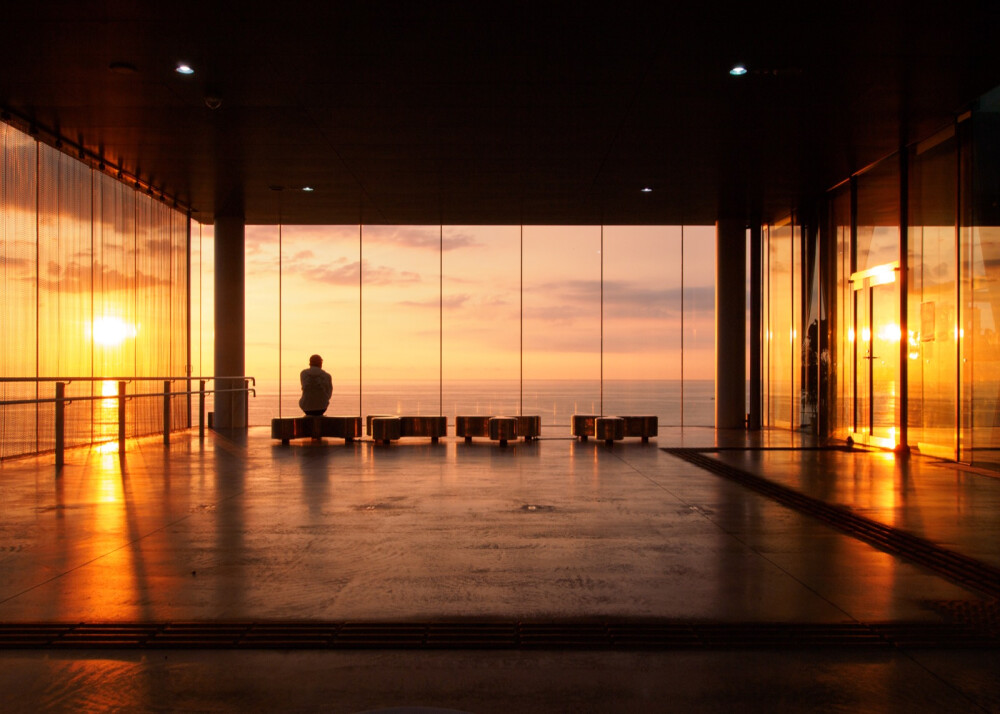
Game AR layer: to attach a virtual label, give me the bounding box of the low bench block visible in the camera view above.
[572,415,598,440]
[370,416,402,444]
[271,416,362,444]
[620,415,658,441]
[399,416,448,440]
[456,415,491,441]
[488,416,517,445]
[517,415,542,440]
[596,416,625,444]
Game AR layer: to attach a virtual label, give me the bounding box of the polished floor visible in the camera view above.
[1,426,998,712]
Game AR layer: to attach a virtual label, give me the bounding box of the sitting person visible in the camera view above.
[299,354,333,416]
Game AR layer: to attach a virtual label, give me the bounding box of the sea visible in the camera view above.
[248,379,715,429]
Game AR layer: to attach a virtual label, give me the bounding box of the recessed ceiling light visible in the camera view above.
[175,63,195,75]
[641,187,653,193]
[730,64,748,76]
[301,186,314,192]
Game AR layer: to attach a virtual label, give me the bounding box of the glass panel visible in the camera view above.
[275,225,361,422]
[871,279,900,444]
[853,283,871,437]
[362,225,442,417]
[603,225,682,425]
[92,172,136,442]
[682,225,716,426]
[0,123,38,457]
[830,187,852,438]
[767,221,793,426]
[791,219,803,429]
[244,225,280,424]
[908,129,958,458]
[522,226,601,429]
[193,222,215,382]
[442,226,521,420]
[966,95,1000,466]
[856,155,901,272]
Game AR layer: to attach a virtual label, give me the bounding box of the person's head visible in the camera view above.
[309,354,323,367]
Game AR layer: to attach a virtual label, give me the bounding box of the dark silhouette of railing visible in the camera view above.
[0,376,255,467]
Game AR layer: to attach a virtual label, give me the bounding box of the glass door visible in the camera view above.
[852,263,900,448]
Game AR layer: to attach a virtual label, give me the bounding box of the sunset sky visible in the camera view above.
[193,224,717,394]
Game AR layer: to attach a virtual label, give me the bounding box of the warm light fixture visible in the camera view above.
[175,63,195,75]
[730,64,748,76]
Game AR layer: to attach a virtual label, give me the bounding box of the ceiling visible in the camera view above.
[2,1,999,226]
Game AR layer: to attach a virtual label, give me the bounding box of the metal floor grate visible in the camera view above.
[0,620,995,650]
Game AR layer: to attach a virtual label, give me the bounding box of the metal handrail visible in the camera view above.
[0,376,255,468]
[0,375,255,383]
[0,387,252,407]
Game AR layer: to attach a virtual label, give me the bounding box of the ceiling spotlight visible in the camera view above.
[730,64,748,76]
[175,63,195,75]
[301,186,314,192]
[640,187,653,193]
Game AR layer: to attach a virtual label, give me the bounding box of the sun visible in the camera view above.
[91,316,138,346]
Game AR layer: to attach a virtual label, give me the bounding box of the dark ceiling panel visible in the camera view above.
[2,1,999,226]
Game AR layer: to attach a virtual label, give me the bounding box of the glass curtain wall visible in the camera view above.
[765,218,796,427]
[0,121,190,460]
[681,225,717,426]
[908,128,959,458]
[442,226,521,417]
[602,226,682,424]
[241,223,718,430]
[829,186,852,439]
[966,92,1000,466]
[522,226,602,425]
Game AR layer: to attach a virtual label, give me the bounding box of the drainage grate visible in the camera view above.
[664,448,1000,600]
[0,621,994,650]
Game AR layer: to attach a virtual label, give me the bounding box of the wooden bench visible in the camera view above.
[572,414,657,443]
[619,415,658,442]
[366,415,447,444]
[456,415,542,444]
[271,416,362,445]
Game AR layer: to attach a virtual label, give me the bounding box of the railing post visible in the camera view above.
[163,380,171,446]
[55,382,65,470]
[118,381,127,455]
[199,380,206,439]
[244,379,250,429]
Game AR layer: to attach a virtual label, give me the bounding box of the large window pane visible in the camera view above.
[966,98,1000,465]
[522,226,601,428]
[279,225,361,419]
[855,156,901,444]
[362,225,442,417]
[908,128,958,458]
[767,220,793,427]
[245,226,280,424]
[0,124,37,456]
[682,225,716,426]
[442,226,521,419]
[603,226,682,425]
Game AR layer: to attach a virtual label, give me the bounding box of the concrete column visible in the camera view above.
[213,215,246,429]
[716,219,747,429]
